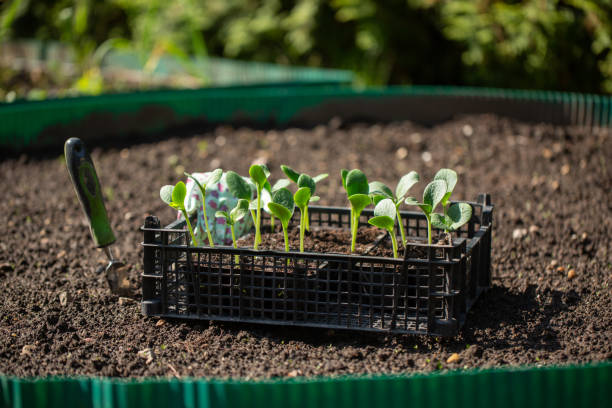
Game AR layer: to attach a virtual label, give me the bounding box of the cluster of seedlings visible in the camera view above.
[160,166,472,258]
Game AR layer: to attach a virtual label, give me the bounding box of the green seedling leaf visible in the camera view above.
[374,198,397,219]
[447,202,472,230]
[160,181,197,246]
[160,185,174,206]
[280,165,300,183]
[404,196,431,213]
[171,181,187,205]
[368,199,399,258]
[346,169,369,196]
[185,170,224,247]
[348,194,371,214]
[226,171,252,200]
[249,164,268,187]
[369,181,393,204]
[272,178,291,192]
[261,164,271,178]
[297,174,316,195]
[423,180,447,211]
[206,168,223,186]
[430,213,450,230]
[230,199,250,224]
[310,196,320,202]
[294,186,312,209]
[434,168,457,207]
[396,171,419,200]
[313,173,329,183]
[368,215,395,232]
[268,203,292,224]
[263,180,272,193]
[341,169,349,190]
[405,179,446,245]
[272,188,294,212]
[269,188,295,255]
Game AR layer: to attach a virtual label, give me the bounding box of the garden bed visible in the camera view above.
[0,114,610,378]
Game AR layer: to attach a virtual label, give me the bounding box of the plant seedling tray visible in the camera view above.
[141,194,493,337]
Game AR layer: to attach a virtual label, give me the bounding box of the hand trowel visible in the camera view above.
[64,137,131,296]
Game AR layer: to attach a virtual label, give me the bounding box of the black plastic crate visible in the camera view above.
[141,194,493,336]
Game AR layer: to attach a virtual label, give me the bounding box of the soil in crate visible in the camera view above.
[235,226,429,258]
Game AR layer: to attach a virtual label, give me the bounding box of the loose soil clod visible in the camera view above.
[0,114,610,378]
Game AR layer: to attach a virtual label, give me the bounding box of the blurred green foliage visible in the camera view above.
[1,0,611,93]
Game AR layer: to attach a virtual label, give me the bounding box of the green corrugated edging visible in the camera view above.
[1,85,611,151]
[1,362,610,408]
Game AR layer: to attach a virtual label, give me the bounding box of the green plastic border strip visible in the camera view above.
[0,84,612,150]
[1,85,611,151]
[1,362,610,408]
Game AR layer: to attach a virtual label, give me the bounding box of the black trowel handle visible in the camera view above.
[64,138,116,247]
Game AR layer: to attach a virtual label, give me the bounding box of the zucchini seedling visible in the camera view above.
[430,202,473,242]
[342,169,371,252]
[404,179,447,244]
[160,181,198,247]
[280,165,327,231]
[185,169,223,247]
[293,184,320,252]
[368,199,399,258]
[215,199,250,263]
[226,170,257,245]
[369,171,419,246]
[433,168,457,218]
[248,164,269,250]
[266,178,291,232]
[430,168,472,242]
[266,188,295,257]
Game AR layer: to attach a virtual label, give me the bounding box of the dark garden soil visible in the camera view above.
[236,227,393,257]
[0,115,610,378]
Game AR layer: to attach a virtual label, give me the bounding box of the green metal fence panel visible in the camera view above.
[1,362,610,408]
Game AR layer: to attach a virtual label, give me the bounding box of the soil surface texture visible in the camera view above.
[1,115,610,378]
[236,227,392,257]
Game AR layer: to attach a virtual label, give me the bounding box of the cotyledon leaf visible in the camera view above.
[434,168,457,207]
[447,202,472,230]
[396,171,419,200]
[346,169,369,196]
[368,215,395,232]
[373,198,397,219]
[280,165,300,183]
[423,180,447,210]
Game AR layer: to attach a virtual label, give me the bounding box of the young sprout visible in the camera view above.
[215,199,250,264]
[404,179,447,245]
[267,178,291,232]
[430,202,473,243]
[431,168,472,242]
[160,181,198,246]
[185,169,223,247]
[342,169,371,253]
[369,171,419,246]
[266,188,295,256]
[293,185,320,252]
[433,168,458,218]
[280,165,327,231]
[248,164,269,250]
[226,170,256,243]
[368,199,399,258]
